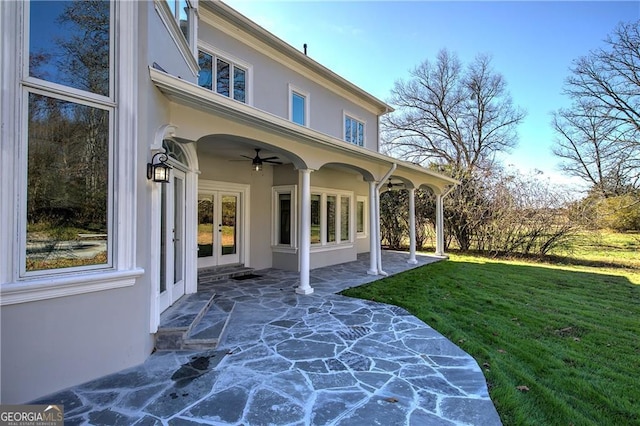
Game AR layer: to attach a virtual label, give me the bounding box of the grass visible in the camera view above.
[341,232,640,425]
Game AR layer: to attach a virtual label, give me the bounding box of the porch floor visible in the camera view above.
[33,251,502,425]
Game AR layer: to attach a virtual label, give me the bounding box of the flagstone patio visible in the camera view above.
[33,251,502,425]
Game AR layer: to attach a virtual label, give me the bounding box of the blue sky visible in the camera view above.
[224,1,639,187]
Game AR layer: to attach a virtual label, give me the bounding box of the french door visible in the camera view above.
[197,190,241,268]
[159,169,186,312]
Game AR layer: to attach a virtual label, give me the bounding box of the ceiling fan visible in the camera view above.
[238,148,282,171]
[386,178,404,191]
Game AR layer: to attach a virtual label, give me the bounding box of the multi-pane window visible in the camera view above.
[273,186,296,248]
[198,50,247,103]
[345,115,365,146]
[25,1,113,273]
[310,191,351,245]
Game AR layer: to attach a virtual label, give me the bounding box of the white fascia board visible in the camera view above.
[149,67,458,188]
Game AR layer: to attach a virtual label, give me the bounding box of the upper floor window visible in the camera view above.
[165,0,192,45]
[289,84,309,126]
[198,50,248,103]
[24,0,114,274]
[345,115,365,146]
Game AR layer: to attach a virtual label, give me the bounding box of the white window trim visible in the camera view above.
[0,0,140,305]
[271,185,298,250]
[198,42,253,105]
[310,186,353,248]
[343,110,366,147]
[154,0,199,77]
[288,83,310,127]
[356,196,368,238]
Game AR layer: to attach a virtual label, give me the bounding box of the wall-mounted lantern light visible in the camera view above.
[147,152,171,183]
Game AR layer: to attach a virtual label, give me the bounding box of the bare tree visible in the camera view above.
[554,20,640,193]
[382,49,525,176]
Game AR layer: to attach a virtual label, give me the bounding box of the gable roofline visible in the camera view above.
[201,0,394,115]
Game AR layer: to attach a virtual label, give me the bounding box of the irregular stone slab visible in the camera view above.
[143,371,217,418]
[337,396,409,426]
[311,390,369,425]
[338,351,372,372]
[350,338,416,359]
[120,384,167,410]
[88,408,139,426]
[439,367,489,396]
[307,371,358,390]
[410,408,457,426]
[275,338,337,360]
[404,337,469,357]
[440,396,503,425]
[186,386,248,423]
[353,371,393,390]
[244,388,305,425]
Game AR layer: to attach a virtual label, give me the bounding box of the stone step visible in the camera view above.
[198,264,255,285]
[154,290,215,351]
[183,298,236,350]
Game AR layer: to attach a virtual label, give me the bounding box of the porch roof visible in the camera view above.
[149,67,459,192]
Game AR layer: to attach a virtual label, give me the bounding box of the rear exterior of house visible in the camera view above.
[0,0,457,403]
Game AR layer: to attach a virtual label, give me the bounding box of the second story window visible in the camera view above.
[345,115,365,146]
[166,0,191,43]
[198,50,248,103]
[289,84,309,126]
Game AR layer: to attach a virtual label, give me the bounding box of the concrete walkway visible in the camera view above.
[34,252,502,425]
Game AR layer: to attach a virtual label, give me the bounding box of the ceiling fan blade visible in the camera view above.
[240,155,254,160]
[264,160,283,164]
[261,156,279,161]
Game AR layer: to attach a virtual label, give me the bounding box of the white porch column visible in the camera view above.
[435,193,445,256]
[367,181,378,275]
[408,188,418,264]
[296,168,314,295]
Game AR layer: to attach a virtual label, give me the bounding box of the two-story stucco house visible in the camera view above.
[0,0,457,403]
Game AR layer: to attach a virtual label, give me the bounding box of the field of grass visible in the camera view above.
[342,232,640,425]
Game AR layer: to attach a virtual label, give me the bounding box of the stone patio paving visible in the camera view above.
[33,251,502,425]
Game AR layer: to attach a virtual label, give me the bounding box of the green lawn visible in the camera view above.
[341,233,640,425]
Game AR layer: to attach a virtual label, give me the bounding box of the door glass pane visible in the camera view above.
[160,185,167,293]
[310,194,321,244]
[279,193,291,245]
[341,196,350,241]
[29,1,110,96]
[221,195,237,255]
[327,195,336,243]
[173,177,184,284]
[198,194,214,258]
